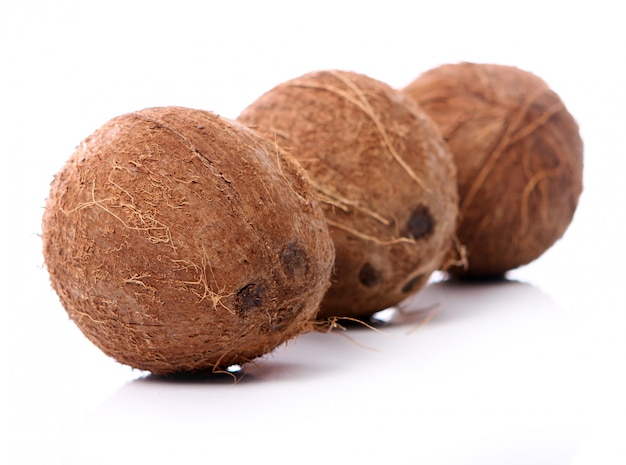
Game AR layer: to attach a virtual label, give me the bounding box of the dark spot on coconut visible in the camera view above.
[406,205,434,240]
[358,262,380,287]
[280,242,309,280]
[401,274,426,293]
[236,283,266,313]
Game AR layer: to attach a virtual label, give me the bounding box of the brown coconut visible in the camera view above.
[41,106,334,375]
[402,63,583,278]
[238,70,459,320]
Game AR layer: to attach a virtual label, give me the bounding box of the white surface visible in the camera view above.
[2,1,625,464]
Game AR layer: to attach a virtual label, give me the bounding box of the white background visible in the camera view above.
[1,1,625,463]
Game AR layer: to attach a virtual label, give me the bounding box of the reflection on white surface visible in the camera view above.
[59,279,588,465]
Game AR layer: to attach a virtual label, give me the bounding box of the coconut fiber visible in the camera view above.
[403,62,583,277]
[42,106,334,374]
[239,70,459,319]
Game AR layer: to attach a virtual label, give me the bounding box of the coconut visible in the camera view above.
[402,62,584,278]
[238,70,458,320]
[41,106,334,375]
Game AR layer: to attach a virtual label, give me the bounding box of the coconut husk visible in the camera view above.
[41,106,334,374]
[402,62,584,277]
[239,70,459,319]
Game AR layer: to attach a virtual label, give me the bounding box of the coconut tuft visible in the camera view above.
[41,106,334,375]
[402,62,584,277]
[239,70,459,319]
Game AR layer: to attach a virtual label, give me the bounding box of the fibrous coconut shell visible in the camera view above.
[239,70,459,319]
[403,62,584,277]
[42,106,334,375]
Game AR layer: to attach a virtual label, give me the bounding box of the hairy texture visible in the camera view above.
[403,63,583,277]
[239,70,458,319]
[42,106,334,374]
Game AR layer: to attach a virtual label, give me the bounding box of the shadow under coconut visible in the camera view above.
[138,356,336,385]
[141,366,248,384]
[322,273,535,331]
[378,274,564,329]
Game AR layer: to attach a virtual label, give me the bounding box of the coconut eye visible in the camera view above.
[406,205,433,240]
[236,282,267,313]
[358,262,380,287]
